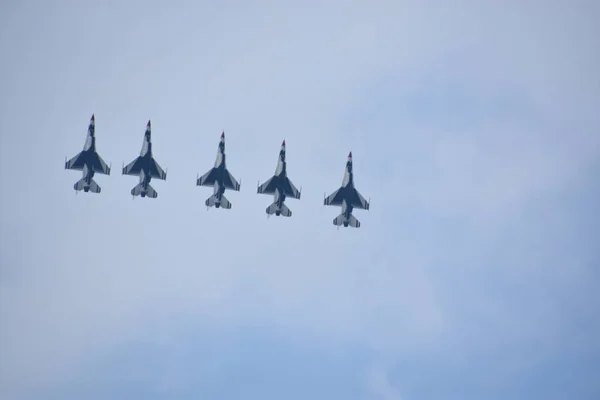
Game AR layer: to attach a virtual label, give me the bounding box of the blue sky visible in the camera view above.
[1,1,599,399]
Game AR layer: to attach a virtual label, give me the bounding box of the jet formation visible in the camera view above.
[65,115,371,228]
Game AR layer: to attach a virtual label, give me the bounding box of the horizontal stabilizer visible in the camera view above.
[206,194,231,209]
[266,202,292,217]
[131,183,158,198]
[333,213,360,228]
[73,178,101,193]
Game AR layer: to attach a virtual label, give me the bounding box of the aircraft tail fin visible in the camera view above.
[73,177,101,193]
[266,202,292,217]
[333,213,360,228]
[206,194,231,209]
[131,183,158,198]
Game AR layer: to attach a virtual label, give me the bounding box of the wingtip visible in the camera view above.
[348,151,352,158]
[91,113,95,121]
[221,131,225,139]
[282,139,286,146]
[147,119,151,127]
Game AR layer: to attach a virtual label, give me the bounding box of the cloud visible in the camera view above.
[367,362,403,400]
[1,0,599,398]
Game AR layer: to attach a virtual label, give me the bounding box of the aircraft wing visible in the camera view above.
[324,188,344,206]
[197,167,219,187]
[257,177,276,194]
[148,158,167,180]
[223,169,241,191]
[91,153,111,175]
[282,177,301,199]
[65,152,85,171]
[349,188,370,210]
[122,157,144,176]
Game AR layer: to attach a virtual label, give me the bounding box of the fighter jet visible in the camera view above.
[196,131,241,209]
[64,114,111,193]
[122,120,167,198]
[324,152,370,228]
[256,140,301,217]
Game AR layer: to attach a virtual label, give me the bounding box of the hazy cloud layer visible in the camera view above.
[1,1,599,399]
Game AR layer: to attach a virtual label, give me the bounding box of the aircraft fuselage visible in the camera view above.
[273,188,287,215]
[79,128,98,185]
[211,151,228,207]
[270,149,289,212]
[137,149,154,194]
